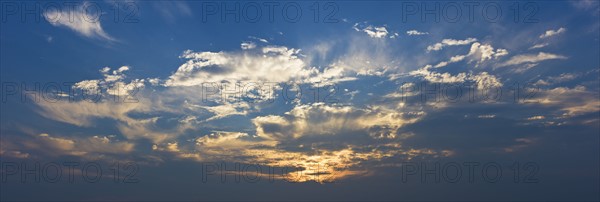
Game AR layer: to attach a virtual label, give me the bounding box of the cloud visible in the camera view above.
[249,36,269,43]
[35,66,200,144]
[478,114,496,119]
[539,27,566,39]
[33,41,366,145]
[529,43,549,50]
[1,133,134,159]
[20,31,595,186]
[160,103,444,182]
[153,1,193,22]
[426,42,508,69]
[427,38,477,51]
[202,102,250,121]
[406,30,429,35]
[353,23,389,38]
[165,45,357,88]
[533,86,600,117]
[534,73,579,86]
[0,150,30,159]
[72,66,144,97]
[44,2,115,41]
[409,65,502,90]
[466,42,508,65]
[500,52,567,67]
[570,0,600,15]
[503,138,537,153]
[526,116,545,120]
[165,46,311,86]
[253,103,424,140]
[241,42,256,50]
[187,130,442,182]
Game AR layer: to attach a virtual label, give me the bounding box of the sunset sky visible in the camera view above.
[1,1,599,201]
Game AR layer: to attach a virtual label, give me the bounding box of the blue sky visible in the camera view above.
[1,1,599,201]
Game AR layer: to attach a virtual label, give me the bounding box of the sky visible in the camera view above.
[0,0,599,201]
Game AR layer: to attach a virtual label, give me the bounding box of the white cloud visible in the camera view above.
[467,42,508,65]
[202,102,250,121]
[427,38,477,51]
[430,42,508,68]
[539,27,566,38]
[73,66,145,97]
[410,65,502,90]
[353,23,389,38]
[165,46,311,86]
[249,36,269,43]
[241,42,256,49]
[500,52,567,67]
[44,2,115,41]
[529,43,549,50]
[406,30,429,35]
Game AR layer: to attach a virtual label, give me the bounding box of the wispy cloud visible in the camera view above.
[153,1,193,22]
[529,43,549,50]
[500,52,567,67]
[44,2,115,41]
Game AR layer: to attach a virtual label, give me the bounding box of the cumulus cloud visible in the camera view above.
[165,46,311,86]
[427,38,477,51]
[72,66,145,97]
[468,42,508,63]
[165,45,357,89]
[44,2,115,41]
[539,27,566,38]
